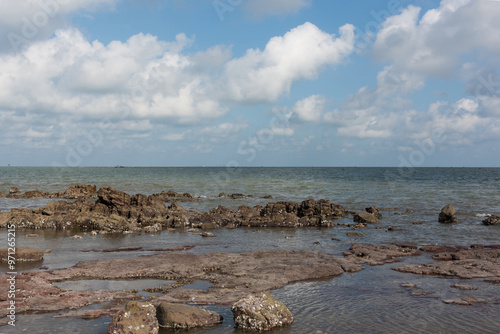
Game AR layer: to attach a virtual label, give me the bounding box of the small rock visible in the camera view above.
[201,232,216,238]
[232,292,293,331]
[72,235,83,239]
[443,297,485,305]
[156,302,223,329]
[346,232,364,237]
[353,212,379,224]
[450,284,478,291]
[401,283,418,288]
[106,301,158,334]
[26,234,39,238]
[439,204,460,223]
[405,209,416,214]
[365,206,382,219]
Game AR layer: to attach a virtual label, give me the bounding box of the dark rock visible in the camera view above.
[0,247,44,262]
[106,301,159,334]
[156,302,223,329]
[232,292,293,331]
[201,232,216,237]
[230,193,246,199]
[483,215,500,226]
[443,297,485,305]
[8,187,20,196]
[365,206,382,219]
[353,212,379,224]
[450,283,477,290]
[439,204,459,223]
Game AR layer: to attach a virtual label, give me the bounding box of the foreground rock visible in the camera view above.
[0,186,347,232]
[483,215,500,226]
[438,204,459,223]
[106,301,158,334]
[232,292,293,331]
[156,302,222,329]
[0,249,362,322]
[395,245,500,282]
[0,247,45,262]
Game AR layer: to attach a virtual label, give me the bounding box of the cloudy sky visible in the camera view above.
[0,0,499,167]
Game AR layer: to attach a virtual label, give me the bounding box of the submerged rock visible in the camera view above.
[156,302,223,329]
[353,212,379,224]
[438,204,459,223]
[231,292,293,331]
[106,301,158,334]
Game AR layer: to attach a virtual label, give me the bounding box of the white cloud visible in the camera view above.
[243,0,312,18]
[292,95,326,122]
[220,22,355,103]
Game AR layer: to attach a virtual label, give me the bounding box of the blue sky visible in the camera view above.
[0,0,499,167]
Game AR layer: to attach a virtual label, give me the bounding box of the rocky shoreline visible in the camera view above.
[1,185,499,331]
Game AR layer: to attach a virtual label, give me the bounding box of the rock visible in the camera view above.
[156,302,223,329]
[97,186,131,208]
[63,184,97,199]
[443,297,485,305]
[483,215,500,226]
[353,212,379,224]
[401,283,418,288]
[365,206,382,219]
[8,187,20,195]
[0,247,44,262]
[26,234,39,238]
[450,283,477,290]
[439,204,459,223]
[0,191,3,197]
[201,232,216,237]
[343,243,421,266]
[106,301,159,334]
[231,292,293,331]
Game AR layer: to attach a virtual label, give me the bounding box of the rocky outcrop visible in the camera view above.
[343,243,421,266]
[231,292,293,331]
[156,303,222,329]
[353,212,379,224]
[106,301,158,334]
[365,206,382,219]
[63,184,97,199]
[483,215,500,226]
[0,247,45,262]
[438,204,459,223]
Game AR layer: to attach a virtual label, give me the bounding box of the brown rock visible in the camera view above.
[63,184,97,199]
[443,297,485,305]
[344,243,421,266]
[0,247,44,262]
[365,206,382,219]
[156,303,223,329]
[450,283,478,290]
[106,301,158,334]
[353,212,379,224]
[97,187,131,208]
[232,292,293,331]
[439,204,459,223]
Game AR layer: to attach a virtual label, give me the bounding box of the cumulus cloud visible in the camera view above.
[220,22,355,103]
[292,95,327,122]
[242,0,312,18]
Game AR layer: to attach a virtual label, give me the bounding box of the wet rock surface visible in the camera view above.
[343,243,421,266]
[394,245,500,282]
[438,204,460,224]
[483,215,500,226]
[231,292,293,331]
[156,302,223,329]
[106,301,158,334]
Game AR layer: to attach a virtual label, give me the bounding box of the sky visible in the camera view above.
[0,0,499,167]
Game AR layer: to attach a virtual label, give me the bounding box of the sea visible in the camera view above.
[0,167,499,333]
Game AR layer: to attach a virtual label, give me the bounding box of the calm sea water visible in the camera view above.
[1,167,499,333]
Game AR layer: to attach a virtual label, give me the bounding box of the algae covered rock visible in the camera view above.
[156,302,223,329]
[231,292,293,331]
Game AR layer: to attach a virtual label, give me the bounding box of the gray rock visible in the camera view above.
[439,204,459,223]
[483,215,500,226]
[353,212,379,224]
[231,292,293,331]
[156,302,222,329]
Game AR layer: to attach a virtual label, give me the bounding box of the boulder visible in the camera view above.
[231,292,293,331]
[353,212,379,224]
[8,187,20,196]
[156,302,223,329]
[106,301,158,334]
[438,204,459,223]
[483,215,500,226]
[63,184,97,199]
[0,247,45,262]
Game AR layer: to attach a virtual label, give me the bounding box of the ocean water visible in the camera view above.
[1,167,499,333]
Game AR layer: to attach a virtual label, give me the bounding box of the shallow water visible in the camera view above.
[1,167,500,333]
